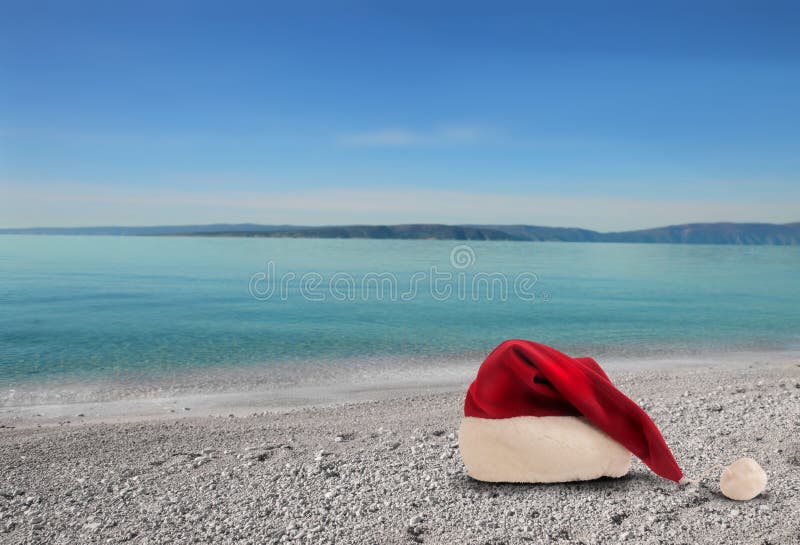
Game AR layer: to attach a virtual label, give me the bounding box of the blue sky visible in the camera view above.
[1,1,799,229]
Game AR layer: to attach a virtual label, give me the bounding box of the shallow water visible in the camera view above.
[1,236,799,399]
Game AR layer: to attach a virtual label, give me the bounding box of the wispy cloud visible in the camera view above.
[337,126,491,147]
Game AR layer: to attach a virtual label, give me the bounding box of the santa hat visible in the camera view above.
[458,339,767,501]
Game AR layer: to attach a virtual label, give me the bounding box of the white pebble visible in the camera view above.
[720,457,767,501]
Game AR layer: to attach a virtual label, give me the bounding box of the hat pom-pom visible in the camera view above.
[719,457,767,501]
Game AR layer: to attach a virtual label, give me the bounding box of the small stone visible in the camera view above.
[314,450,329,461]
[610,513,627,525]
[720,457,767,501]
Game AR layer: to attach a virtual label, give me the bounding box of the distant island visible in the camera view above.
[2,222,799,245]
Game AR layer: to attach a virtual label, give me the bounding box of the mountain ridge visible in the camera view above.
[1,222,799,245]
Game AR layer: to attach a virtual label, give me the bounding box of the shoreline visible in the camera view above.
[2,350,799,429]
[0,358,797,543]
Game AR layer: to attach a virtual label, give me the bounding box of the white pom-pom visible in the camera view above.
[719,457,767,501]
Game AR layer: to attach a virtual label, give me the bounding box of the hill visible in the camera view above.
[186,224,524,241]
[2,222,799,244]
[601,222,800,245]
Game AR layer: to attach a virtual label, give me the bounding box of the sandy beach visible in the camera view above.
[1,359,798,544]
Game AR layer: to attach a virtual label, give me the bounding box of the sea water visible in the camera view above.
[1,236,799,402]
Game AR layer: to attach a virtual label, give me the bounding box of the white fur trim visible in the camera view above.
[458,416,632,483]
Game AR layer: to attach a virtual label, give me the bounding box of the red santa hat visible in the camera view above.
[458,339,767,500]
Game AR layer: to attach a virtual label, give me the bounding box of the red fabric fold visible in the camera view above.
[464,339,683,483]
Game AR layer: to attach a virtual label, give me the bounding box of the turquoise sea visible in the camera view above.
[1,236,799,400]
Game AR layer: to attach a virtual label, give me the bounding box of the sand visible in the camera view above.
[0,359,798,544]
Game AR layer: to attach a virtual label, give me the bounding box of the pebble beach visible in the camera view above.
[1,360,798,544]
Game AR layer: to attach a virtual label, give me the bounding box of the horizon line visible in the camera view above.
[2,220,799,234]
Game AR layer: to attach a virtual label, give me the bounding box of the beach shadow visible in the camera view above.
[704,488,772,502]
[449,469,662,497]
